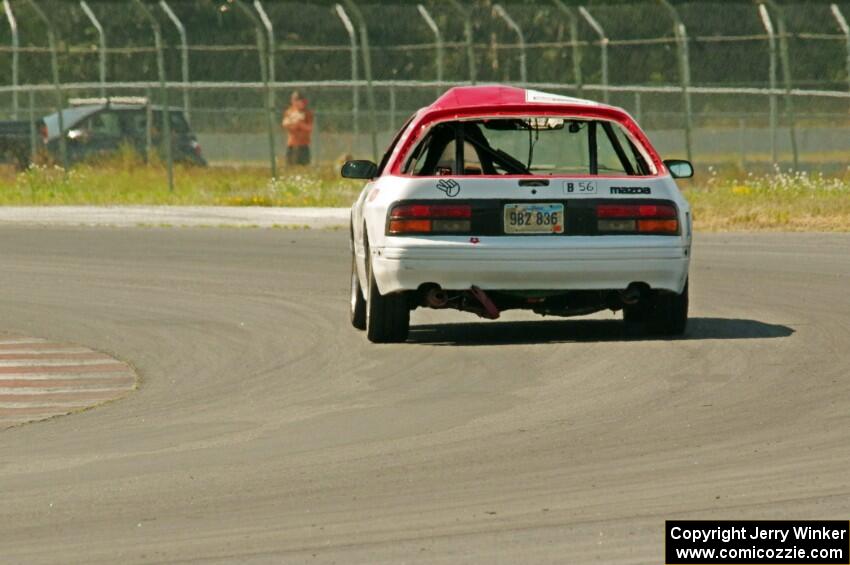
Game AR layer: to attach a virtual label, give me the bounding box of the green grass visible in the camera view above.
[682,167,850,231]
[1,154,849,231]
[0,151,362,207]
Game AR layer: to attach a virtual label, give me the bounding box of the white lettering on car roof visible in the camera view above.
[524,89,599,106]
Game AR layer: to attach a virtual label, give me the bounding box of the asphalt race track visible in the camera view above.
[1,227,848,564]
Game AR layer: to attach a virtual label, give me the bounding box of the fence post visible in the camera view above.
[738,118,746,169]
[145,89,153,158]
[658,0,692,162]
[634,91,642,123]
[493,4,527,85]
[234,0,276,177]
[334,4,359,154]
[578,6,608,103]
[343,0,378,163]
[758,3,778,165]
[133,0,173,191]
[553,0,582,97]
[3,0,19,118]
[313,114,320,163]
[448,0,476,84]
[389,83,396,131]
[159,1,190,122]
[28,89,37,163]
[417,4,443,96]
[25,0,66,170]
[764,0,798,170]
[830,4,850,92]
[254,0,276,127]
[79,1,106,98]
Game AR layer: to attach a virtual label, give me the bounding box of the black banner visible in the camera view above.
[666,521,849,564]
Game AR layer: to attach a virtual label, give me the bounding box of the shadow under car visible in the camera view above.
[405,317,794,346]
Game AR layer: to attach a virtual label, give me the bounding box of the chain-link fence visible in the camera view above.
[2,0,850,177]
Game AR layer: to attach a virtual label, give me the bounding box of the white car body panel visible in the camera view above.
[352,175,692,297]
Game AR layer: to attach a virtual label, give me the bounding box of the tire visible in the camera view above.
[365,258,409,343]
[623,301,650,326]
[624,280,688,336]
[350,249,367,330]
[651,280,689,336]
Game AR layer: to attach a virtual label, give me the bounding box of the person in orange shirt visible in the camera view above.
[281,91,314,166]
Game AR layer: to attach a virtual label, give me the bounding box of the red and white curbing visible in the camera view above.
[0,336,137,429]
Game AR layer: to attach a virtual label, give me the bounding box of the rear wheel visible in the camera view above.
[624,281,688,336]
[365,258,409,343]
[350,249,366,330]
[652,281,689,336]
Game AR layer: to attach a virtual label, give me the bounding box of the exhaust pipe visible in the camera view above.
[424,287,449,308]
[620,284,643,305]
[419,284,500,319]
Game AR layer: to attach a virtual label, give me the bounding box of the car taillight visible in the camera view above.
[388,203,472,235]
[596,204,677,219]
[596,203,679,235]
[637,219,679,233]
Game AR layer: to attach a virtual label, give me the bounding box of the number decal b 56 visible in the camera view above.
[564,181,597,194]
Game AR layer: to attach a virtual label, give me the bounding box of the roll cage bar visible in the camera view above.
[402,117,651,176]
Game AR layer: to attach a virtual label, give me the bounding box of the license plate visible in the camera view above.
[504,203,564,234]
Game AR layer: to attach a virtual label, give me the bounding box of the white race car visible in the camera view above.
[345,86,693,343]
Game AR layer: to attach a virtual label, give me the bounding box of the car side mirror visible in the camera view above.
[664,159,694,179]
[341,160,378,180]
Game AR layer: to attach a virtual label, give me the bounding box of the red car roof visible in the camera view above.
[386,85,665,176]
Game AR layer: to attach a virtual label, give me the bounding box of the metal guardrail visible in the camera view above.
[5,79,850,98]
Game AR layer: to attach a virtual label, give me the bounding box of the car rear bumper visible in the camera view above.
[371,236,690,294]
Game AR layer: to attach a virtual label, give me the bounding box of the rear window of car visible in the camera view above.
[402,117,654,176]
[122,110,190,134]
